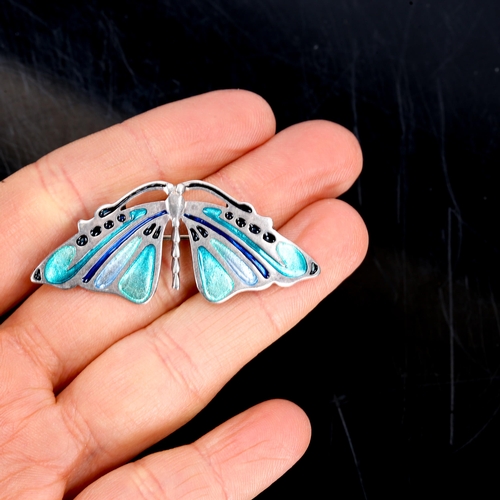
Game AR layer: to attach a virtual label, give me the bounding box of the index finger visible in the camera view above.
[0,90,275,314]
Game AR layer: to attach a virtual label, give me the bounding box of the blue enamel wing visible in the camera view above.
[31,181,320,304]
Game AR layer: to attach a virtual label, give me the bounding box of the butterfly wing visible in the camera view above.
[182,191,320,303]
[32,183,170,304]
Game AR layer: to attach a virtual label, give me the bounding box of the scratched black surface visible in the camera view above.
[1,1,499,498]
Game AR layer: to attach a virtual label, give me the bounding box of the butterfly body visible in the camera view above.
[32,181,320,303]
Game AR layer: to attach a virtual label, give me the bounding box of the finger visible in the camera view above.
[74,400,310,500]
[58,199,368,490]
[0,89,276,313]
[4,121,362,391]
[207,119,362,218]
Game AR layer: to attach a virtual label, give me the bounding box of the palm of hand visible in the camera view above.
[0,90,367,499]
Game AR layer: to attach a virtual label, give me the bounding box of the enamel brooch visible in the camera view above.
[31,181,320,303]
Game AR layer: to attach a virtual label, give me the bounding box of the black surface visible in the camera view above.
[1,1,500,498]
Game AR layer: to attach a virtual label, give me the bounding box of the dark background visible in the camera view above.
[1,1,499,498]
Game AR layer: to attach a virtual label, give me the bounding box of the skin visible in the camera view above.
[0,90,367,499]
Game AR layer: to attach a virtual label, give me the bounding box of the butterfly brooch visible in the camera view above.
[31,181,320,304]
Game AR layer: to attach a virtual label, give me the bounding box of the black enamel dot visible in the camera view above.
[153,226,162,239]
[90,226,102,237]
[33,269,41,281]
[310,262,319,275]
[236,217,246,228]
[263,232,276,243]
[144,223,156,236]
[225,211,234,220]
[104,220,114,230]
[190,228,200,242]
[197,225,209,238]
[249,224,261,234]
[76,235,88,246]
[117,214,126,222]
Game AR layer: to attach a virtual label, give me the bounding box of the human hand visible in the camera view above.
[0,90,367,499]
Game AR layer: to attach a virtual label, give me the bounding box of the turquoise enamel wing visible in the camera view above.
[31,181,320,304]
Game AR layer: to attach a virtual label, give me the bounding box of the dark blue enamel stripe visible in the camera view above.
[184,213,269,279]
[82,210,168,283]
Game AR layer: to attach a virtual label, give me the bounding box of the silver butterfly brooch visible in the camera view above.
[31,181,320,303]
